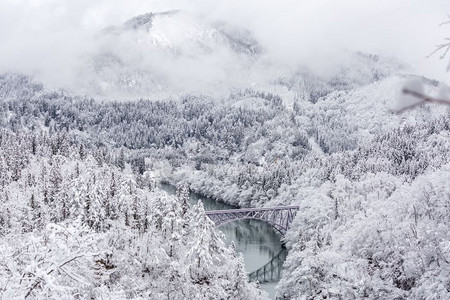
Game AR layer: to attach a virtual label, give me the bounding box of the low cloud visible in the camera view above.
[0,0,449,98]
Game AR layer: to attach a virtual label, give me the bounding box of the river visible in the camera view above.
[159,183,285,299]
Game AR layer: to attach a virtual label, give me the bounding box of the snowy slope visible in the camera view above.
[74,11,262,99]
[103,11,260,55]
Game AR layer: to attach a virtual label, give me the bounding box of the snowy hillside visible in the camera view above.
[73,11,262,99]
[2,63,449,298]
[103,11,260,55]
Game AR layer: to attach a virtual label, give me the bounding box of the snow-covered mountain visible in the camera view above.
[72,11,263,99]
[103,11,260,55]
[63,10,408,102]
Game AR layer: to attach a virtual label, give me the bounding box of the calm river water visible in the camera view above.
[160,183,284,299]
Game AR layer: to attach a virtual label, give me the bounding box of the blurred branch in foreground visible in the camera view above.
[390,89,450,114]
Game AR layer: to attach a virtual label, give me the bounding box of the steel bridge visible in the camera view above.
[205,205,299,236]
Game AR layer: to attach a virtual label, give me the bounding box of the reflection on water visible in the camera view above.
[248,248,287,283]
[220,220,284,299]
[159,183,284,299]
[220,220,283,273]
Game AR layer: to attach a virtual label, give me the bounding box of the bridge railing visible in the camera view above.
[205,205,299,215]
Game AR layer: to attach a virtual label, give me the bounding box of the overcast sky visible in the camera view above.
[0,0,449,86]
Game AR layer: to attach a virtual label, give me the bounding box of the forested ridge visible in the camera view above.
[0,76,267,298]
[2,68,450,299]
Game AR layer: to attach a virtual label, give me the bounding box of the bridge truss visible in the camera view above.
[205,205,299,236]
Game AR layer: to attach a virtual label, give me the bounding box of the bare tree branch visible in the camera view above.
[426,41,450,60]
[24,254,84,299]
[428,16,450,61]
[60,266,90,285]
[439,15,450,26]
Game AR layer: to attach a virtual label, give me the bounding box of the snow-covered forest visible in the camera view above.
[0,119,266,299]
[1,1,450,299]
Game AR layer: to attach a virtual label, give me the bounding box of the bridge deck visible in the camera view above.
[205,205,299,237]
[205,205,299,215]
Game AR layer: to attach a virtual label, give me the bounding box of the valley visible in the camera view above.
[1,5,450,299]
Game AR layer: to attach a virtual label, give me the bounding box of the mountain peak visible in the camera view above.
[123,12,153,30]
[123,10,181,31]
